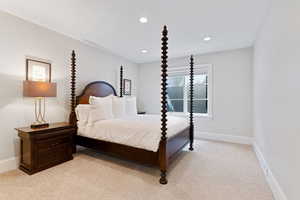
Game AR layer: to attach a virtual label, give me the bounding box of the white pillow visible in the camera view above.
[89,95,113,105]
[88,104,112,124]
[89,95,114,119]
[75,104,93,125]
[125,96,137,116]
[112,96,126,118]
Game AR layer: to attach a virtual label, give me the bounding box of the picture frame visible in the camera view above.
[123,79,132,96]
[26,59,51,82]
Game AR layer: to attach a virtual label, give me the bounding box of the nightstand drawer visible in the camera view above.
[37,143,71,168]
[34,129,74,140]
[37,136,71,150]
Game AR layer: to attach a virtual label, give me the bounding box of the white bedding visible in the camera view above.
[78,114,189,152]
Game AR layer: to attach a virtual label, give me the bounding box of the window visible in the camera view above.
[167,65,212,116]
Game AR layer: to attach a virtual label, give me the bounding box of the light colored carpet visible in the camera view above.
[0,140,273,200]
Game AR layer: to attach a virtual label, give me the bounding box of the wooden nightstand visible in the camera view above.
[15,122,75,175]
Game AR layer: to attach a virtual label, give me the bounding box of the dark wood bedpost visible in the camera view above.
[69,50,77,153]
[120,66,123,97]
[159,25,169,185]
[69,50,77,126]
[189,55,194,151]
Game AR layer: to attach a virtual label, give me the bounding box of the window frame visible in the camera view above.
[167,64,213,119]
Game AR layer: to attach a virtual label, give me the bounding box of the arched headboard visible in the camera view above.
[76,81,117,105]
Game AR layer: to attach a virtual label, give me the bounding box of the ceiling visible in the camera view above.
[0,0,270,63]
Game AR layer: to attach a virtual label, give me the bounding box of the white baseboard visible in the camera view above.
[0,157,18,174]
[196,132,253,145]
[253,142,288,200]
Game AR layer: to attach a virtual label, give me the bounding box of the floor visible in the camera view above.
[0,140,274,200]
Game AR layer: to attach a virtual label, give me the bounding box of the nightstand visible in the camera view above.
[15,122,75,175]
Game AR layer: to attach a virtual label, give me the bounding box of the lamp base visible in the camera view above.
[31,123,49,129]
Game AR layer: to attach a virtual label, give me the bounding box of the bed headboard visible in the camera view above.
[68,51,122,125]
[76,81,117,105]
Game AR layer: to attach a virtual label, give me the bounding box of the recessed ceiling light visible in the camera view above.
[203,36,212,41]
[141,49,148,53]
[139,17,148,24]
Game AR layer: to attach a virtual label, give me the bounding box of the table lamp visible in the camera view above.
[23,80,57,128]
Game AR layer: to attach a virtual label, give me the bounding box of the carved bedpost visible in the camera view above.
[120,66,123,97]
[159,25,168,185]
[69,50,77,126]
[189,55,194,151]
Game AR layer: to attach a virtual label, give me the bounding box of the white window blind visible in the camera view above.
[167,64,212,116]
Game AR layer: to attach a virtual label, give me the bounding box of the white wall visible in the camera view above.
[0,11,138,161]
[138,48,253,138]
[253,0,300,199]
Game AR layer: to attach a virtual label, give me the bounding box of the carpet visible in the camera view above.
[0,140,274,200]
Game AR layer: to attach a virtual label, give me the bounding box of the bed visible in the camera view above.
[77,114,189,152]
[68,26,195,184]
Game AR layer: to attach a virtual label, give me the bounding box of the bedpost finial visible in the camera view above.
[71,50,76,64]
[190,55,194,64]
[72,50,76,59]
[162,25,168,36]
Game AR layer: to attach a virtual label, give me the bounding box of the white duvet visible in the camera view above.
[78,114,189,152]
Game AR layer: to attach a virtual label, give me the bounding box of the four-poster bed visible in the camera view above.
[69,26,194,184]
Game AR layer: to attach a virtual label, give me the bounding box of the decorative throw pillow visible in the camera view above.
[125,96,138,116]
[112,96,126,118]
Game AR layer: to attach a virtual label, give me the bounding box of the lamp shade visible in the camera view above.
[23,80,57,97]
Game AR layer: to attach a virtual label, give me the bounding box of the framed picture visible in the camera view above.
[123,79,132,96]
[26,59,51,82]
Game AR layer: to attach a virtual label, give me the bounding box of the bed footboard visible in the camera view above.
[158,126,190,184]
[166,126,190,162]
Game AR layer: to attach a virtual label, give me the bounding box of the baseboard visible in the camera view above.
[253,142,288,200]
[196,132,253,145]
[0,157,18,174]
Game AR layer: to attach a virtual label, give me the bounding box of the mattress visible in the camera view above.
[77,114,189,152]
